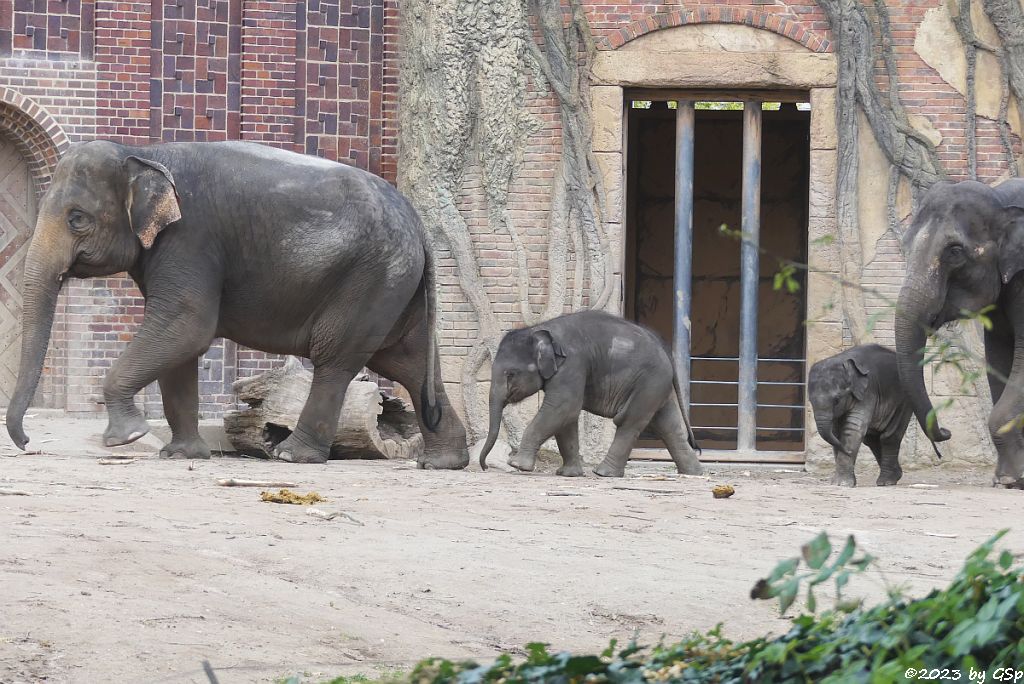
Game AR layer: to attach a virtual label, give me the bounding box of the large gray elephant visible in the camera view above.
[477,310,703,477]
[7,140,469,468]
[895,178,1024,488]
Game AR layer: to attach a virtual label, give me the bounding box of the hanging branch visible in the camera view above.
[950,0,979,179]
[982,0,1024,173]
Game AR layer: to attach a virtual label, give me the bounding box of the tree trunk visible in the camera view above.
[223,357,424,461]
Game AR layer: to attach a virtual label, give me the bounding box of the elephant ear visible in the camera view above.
[532,329,565,380]
[845,357,870,402]
[124,156,181,249]
[997,206,1024,285]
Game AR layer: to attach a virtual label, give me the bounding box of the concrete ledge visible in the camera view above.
[592,50,837,89]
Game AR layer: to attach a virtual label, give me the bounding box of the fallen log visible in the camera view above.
[223,357,423,461]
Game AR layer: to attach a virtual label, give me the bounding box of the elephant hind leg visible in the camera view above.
[368,326,469,470]
[274,363,362,464]
[648,400,703,475]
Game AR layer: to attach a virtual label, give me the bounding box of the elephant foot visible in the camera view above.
[159,438,211,460]
[556,463,585,477]
[993,474,1024,489]
[830,472,856,487]
[507,454,536,473]
[876,469,903,486]
[274,435,328,464]
[675,462,704,476]
[417,447,470,470]
[593,461,625,478]
[103,414,150,447]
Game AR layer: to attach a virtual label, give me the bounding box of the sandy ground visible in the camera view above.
[1,416,1021,684]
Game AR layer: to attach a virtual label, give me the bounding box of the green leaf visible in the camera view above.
[778,579,799,614]
[806,586,817,613]
[999,550,1014,570]
[802,532,832,570]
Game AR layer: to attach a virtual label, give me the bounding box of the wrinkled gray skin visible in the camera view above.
[7,140,469,469]
[808,344,921,487]
[477,311,703,478]
[895,179,1024,489]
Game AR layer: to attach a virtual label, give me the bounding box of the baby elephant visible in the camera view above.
[809,344,931,487]
[477,310,703,477]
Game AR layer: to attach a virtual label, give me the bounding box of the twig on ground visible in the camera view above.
[923,532,958,538]
[544,491,583,496]
[0,488,31,496]
[98,458,136,465]
[612,486,685,494]
[216,478,297,488]
[306,508,365,526]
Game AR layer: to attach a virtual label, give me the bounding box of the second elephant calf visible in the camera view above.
[808,344,938,487]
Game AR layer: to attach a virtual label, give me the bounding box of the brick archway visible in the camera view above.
[599,8,832,53]
[0,88,70,199]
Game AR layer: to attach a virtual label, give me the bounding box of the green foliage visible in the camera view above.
[749,533,874,615]
[386,531,1023,684]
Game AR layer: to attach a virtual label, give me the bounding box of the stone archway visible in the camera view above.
[0,95,69,408]
[589,20,839,462]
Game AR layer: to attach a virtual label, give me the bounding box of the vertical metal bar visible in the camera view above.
[673,101,695,410]
[738,101,762,452]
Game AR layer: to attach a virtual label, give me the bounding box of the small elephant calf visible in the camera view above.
[477,310,703,477]
[808,344,925,487]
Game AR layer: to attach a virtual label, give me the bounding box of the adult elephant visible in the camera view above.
[895,178,1024,488]
[6,140,469,468]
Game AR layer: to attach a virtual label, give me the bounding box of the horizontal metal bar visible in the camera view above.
[692,357,806,363]
[756,426,806,432]
[692,426,739,431]
[690,379,805,387]
[691,402,740,408]
[757,403,806,409]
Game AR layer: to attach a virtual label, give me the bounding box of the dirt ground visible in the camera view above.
[1,417,1021,684]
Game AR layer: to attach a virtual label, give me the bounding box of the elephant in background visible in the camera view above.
[895,178,1024,488]
[7,140,469,469]
[477,310,703,478]
[808,344,938,487]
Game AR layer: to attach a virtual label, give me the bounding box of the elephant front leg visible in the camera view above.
[829,413,869,487]
[510,391,581,473]
[987,326,1024,487]
[157,358,211,460]
[102,302,216,448]
[555,420,584,477]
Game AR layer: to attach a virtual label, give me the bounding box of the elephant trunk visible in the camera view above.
[895,283,951,443]
[7,217,71,449]
[478,382,506,471]
[814,410,848,456]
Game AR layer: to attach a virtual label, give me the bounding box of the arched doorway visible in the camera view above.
[0,132,38,405]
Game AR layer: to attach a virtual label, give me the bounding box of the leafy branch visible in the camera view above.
[750,532,875,614]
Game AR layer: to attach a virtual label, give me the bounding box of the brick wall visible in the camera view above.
[0,1,399,419]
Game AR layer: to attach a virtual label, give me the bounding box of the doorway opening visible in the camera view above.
[624,95,810,461]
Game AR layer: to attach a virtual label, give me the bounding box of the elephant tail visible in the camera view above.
[671,359,701,456]
[420,242,442,432]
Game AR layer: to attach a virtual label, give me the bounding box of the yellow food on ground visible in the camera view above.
[260,489,325,505]
[712,485,735,499]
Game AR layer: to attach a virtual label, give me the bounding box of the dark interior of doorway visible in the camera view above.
[625,100,810,454]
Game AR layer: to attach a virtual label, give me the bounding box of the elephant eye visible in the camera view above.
[67,209,91,234]
[946,243,966,260]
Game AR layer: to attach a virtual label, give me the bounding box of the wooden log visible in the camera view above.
[223,357,424,461]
